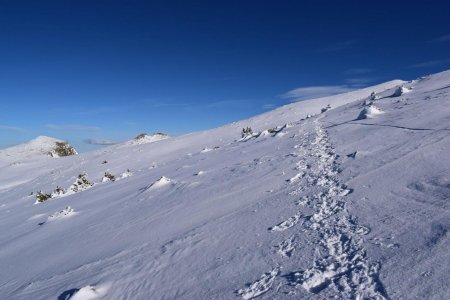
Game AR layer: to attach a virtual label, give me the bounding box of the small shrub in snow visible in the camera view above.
[50,206,74,218]
[102,160,108,164]
[36,191,52,203]
[241,127,253,137]
[53,141,77,157]
[102,172,116,182]
[121,169,133,178]
[70,173,93,192]
[213,146,220,150]
[52,186,66,197]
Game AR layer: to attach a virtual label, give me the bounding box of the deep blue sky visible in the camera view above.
[1,0,450,152]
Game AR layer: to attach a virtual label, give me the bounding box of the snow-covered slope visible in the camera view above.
[0,72,449,300]
[0,136,77,163]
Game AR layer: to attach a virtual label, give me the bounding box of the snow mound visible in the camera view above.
[126,133,169,146]
[356,105,384,120]
[120,170,133,179]
[46,206,76,222]
[148,176,173,190]
[70,284,109,300]
[0,136,77,160]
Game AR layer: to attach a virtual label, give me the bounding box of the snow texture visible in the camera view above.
[0,71,449,299]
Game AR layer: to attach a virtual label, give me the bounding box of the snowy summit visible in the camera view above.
[0,70,449,300]
[124,132,170,146]
[0,135,77,162]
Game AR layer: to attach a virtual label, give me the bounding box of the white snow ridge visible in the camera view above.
[0,70,449,299]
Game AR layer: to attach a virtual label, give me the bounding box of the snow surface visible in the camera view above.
[0,72,449,299]
[0,136,76,164]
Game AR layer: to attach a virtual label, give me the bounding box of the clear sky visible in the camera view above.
[1,0,450,152]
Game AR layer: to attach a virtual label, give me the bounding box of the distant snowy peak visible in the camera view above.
[0,136,77,160]
[125,132,170,146]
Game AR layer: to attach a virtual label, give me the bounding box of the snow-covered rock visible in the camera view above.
[392,85,411,97]
[357,105,385,120]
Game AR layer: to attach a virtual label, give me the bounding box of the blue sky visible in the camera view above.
[1,0,450,152]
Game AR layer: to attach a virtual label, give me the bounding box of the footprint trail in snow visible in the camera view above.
[238,117,387,299]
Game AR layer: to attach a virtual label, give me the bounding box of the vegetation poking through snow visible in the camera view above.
[241,127,253,137]
[36,191,52,203]
[33,186,65,203]
[102,172,116,182]
[49,206,74,220]
[49,141,77,157]
[121,169,133,178]
[52,186,66,197]
[102,160,108,164]
[70,173,93,192]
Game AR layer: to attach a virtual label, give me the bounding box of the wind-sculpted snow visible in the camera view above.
[0,70,449,299]
[237,269,280,299]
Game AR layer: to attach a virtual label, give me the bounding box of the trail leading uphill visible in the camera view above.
[285,118,386,299]
[0,71,449,299]
[238,118,386,299]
